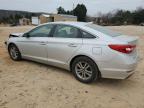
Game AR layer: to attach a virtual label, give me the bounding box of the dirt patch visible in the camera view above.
[0,26,144,108]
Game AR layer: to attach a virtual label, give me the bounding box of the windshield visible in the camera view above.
[86,24,122,37]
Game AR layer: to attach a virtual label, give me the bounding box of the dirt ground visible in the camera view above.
[0,26,144,108]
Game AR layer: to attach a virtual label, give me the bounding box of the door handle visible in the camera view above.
[40,41,46,45]
[68,43,77,47]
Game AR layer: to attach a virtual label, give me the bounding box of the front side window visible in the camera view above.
[28,24,54,37]
[53,25,80,38]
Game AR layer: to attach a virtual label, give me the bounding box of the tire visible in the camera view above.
[8,44,21,61]
[71,56,99,83]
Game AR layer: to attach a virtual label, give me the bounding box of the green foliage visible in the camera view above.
[57,6,66,14]
[133,9,144,24]
[101,8,144,25]
[73,4,87,22]
[57,4,87,22]
[0,13,32,24]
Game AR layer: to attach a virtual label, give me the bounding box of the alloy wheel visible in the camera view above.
[75,61,93,80]
[10,46,19,59]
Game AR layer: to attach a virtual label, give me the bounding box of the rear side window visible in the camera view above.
[81,31,95,38]
[53,25,81,38]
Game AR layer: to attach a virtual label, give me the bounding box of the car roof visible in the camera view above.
[41,22,102,38]
[43,21,89,28]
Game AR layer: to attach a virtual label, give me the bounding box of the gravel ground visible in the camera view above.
[0,26,144,108]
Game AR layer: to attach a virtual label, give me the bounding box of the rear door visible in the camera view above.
[47,24,83,65]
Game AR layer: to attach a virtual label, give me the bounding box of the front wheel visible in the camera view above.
[71,56,99,83]
[8,44,21,61]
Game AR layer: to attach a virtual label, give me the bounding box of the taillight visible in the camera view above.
[108,44,136,54]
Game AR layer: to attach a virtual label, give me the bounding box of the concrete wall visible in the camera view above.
[19,18,31,25]
[53,14,77,22]
[62,17,77,21]
[39,15,48,24]
[39,14,77,24]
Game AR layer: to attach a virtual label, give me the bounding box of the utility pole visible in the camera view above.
[73,3,75,10]
[57,0,61,10]
[72,3,75,15]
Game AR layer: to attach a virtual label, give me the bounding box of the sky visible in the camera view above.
[0,0,144,16]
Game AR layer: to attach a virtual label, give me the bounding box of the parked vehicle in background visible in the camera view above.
[5,22,139,83]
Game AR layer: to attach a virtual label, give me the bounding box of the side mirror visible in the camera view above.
[23,33,30,38]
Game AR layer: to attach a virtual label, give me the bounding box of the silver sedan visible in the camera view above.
[5,22,139,83]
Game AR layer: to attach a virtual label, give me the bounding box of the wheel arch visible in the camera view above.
[69,55,101,78]
[7,42,22,61]
[8,43,17,50]
[8,42,20,53]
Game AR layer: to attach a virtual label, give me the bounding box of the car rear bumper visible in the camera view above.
[98,56,138,79]
[100,68,136,79]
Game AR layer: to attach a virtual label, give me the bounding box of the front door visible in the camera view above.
[17,24,54,63]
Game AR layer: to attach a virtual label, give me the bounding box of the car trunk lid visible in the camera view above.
[114,35,138,45]
[112,35,139,58]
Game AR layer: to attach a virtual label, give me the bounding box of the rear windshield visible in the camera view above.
[86,24,122,37]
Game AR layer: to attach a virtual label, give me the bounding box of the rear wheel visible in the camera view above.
[71,56,99,83]
[8,44,21,61]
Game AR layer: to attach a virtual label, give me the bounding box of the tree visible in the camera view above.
[107,10,133,25]
[56,4,87,22]
[57,6,66,14]
[73,4,87,22]
[133,8,144,24]
[25,13,31,19]
[95,7,144,25]
[15,14,23,23]
[2,17,9,24]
